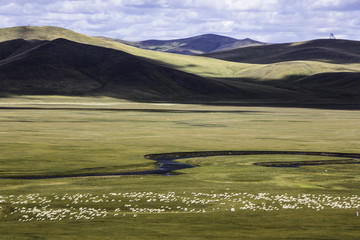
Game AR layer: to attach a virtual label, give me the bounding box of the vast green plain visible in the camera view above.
[1,95,360,239]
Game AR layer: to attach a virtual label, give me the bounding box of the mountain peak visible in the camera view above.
[118,33,264,55]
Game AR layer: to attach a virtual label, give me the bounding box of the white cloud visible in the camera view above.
[0,3,20,15]
[166,0,278,11]
[0,0,359,42]
[311,0,360,10]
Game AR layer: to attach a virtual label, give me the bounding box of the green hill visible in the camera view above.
[0,26,254,79]
[0,38,241,101]
[0,26,360,106]
[203,39,360,64]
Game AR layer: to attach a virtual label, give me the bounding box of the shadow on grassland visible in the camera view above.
[0,106,258,114]
[206,73,360,110]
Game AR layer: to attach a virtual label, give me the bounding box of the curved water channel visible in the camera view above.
[2,151,360,179]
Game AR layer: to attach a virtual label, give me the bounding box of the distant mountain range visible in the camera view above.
[109,34,264,55]
[0,26,360,107]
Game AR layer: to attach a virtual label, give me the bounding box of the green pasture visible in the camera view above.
[1,96,360,239]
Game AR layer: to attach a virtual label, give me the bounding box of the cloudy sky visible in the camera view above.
[1,0,359,43]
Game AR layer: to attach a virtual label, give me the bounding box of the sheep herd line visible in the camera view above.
[1,191,359,222]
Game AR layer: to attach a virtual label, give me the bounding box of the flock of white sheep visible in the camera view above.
[1,191,359,222]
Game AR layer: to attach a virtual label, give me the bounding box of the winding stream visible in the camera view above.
[2,151,360,179]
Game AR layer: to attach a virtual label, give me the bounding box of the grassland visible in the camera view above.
[1,95,360,239]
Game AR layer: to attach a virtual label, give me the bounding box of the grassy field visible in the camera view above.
[1,95,360,239]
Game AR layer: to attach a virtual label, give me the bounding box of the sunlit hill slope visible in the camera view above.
[0,26,359,106]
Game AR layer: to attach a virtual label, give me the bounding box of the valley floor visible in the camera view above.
[1,96,360,239]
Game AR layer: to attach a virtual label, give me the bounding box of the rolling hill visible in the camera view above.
[0,38,242,100]
[0,26,259,79]
[203,39,360,64]
[112,34,264,55]
[0,26,360,106]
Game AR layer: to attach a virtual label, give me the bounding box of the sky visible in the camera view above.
[0,0,360,43]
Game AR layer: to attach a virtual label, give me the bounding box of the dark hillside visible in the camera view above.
[262,71,360,102]
[204,39,360,64]
[0,38,239,100]
[0,39,45,61]
[293,72,360,98]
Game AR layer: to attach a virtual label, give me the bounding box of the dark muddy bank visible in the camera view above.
[145,151,360,160]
